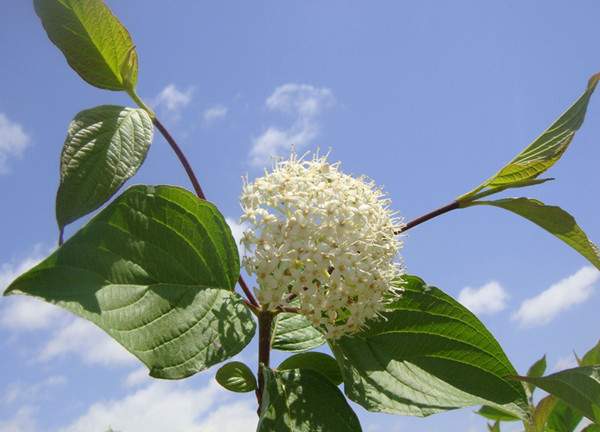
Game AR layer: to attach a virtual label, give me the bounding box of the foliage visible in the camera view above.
[4,0,600,431]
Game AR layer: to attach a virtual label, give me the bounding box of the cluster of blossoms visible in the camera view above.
[240,154,404,339]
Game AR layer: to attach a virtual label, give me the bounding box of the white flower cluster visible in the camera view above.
[240,154,403,339]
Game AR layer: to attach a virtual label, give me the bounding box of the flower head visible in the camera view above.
[240,154,403,338]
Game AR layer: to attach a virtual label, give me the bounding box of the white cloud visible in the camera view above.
[3,375,66,406]
[513,266,600,327]
[39,318,136,367]
[0,113,30,174]
[226,217,246,246]
[250,83,335,166]
[0,245,64,331]
[203,105,228,125]
[553,354,578,372]
[458,281,509,315]
[153,84,193,117]
[0,406,37,432]
[124,367,151,388]
[59,381,257,432]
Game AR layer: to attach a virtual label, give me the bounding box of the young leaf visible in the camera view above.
[5,185,255,379]
[56,105,153,230]
[476,406,521,422]
[579,340,600,367]
[469,198,600,270]
[272,311,325,352]
[526,355,548,394]
[514,366,600,424]
[330,275,529,418]
[532,395,558,432]
[34,0,138,90]
[215,361,257,393]
[278,352,343,386]
[257,367,362,432]
[460,73,600,200]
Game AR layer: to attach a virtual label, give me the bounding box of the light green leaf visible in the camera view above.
[34,0,138,90]
[546,399,583,432]
[526,355,548,395]
[5,185,255,379]
[581,425,600,432]
[532,395,558,432]
[476,405,521,422]
[515,366,600,423]
[470,198,600,270]
[215,361,257,393]
[56,105,153,230]
[461,73,600,199]
[278,352,343,386]
[330,275,528,418]
[257,367,362,432]
[272,311,325,352]
[579,340,600,367]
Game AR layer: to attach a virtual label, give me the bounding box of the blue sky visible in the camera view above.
[1,1,600,431]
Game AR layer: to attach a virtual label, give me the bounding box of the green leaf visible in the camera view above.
[546,400,583,432]
[476,405,521,422]
[257,367,362,432]
[581,425,600,432]
[34,0,138,90]
[470,198,600,270]
[330,275,529,418]
[526,355,548,394]
[56,105,153,230]
[5,185,255,379]
[515,366,600,423]
[215,361,257,393]
[278,352,343,386]
[579,340,600,367]
[272,311,325,352]
[533,395,558,432]
[461,73,600,199]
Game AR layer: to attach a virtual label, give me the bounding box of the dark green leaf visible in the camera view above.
[526,355,548,394]
[470,198,600,270]
[460,73,600,199]
[5,185,254,379]
[34,0,138,91]
[579,341,600,367]
[515,366,600,423]
[476,405,521,422]
[56,105,153,229]
[278,352,343,386]
[257,367,362,432]
[215,361,257,393]
[330,275,528,418]
[272,311,325,352]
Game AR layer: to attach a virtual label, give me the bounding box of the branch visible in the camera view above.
[395,200,460,234]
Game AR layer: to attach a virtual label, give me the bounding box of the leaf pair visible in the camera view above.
[35,0,156,234]
[457,73,600,271]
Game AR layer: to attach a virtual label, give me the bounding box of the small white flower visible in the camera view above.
[240,153,404,338]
